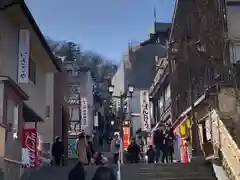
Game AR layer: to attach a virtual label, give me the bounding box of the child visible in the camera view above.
[146,145,155,163]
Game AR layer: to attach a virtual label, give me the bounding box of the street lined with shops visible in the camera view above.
[1,0,240,180]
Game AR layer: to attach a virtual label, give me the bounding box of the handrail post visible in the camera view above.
[117,137,123,180]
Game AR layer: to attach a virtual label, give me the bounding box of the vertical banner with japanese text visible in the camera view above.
[18,29,30,83]
[22,128,37,168]
[81,97,88,128]
[123,127,130,150]
[140,90,151,131]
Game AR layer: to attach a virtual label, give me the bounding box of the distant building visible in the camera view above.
[111,22,171,137]
[63,61,94,135]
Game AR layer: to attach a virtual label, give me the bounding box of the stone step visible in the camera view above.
[140,177,216,180]
[22,161,217,180]
[0,169,4,180]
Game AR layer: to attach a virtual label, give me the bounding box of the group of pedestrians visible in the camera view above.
[68,132,116,180]
[153,127,175,163]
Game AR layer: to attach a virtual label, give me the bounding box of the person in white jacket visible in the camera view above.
[111,134,122,164]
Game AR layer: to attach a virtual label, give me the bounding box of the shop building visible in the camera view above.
[111,23,169,138]
[149,57,171,131]
[0,1,66,179]
[168,0,240,159]
[64,61,94,136]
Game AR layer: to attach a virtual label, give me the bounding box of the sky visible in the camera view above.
[25,0,175,62]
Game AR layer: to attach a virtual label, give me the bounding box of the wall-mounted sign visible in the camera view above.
[22,128,37,168]
[205,117,211,141]
[81,97,88,126]
[18,29,30,83]
[140,90,151,131]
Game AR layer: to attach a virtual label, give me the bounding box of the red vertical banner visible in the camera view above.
[22,128,37,168]
[123,127,130,150]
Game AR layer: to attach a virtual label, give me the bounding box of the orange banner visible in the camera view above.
[123,127,130,150]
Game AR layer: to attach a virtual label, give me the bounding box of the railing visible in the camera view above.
[4,158,22,165]
[211,110,240,180]
[117,138,124,180]
[4,158,23,180]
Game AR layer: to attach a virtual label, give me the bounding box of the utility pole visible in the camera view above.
[119,95,124,137]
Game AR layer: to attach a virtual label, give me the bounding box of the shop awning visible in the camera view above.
[23,103,44,123]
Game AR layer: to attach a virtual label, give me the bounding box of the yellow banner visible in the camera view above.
[187,119,191,128]
[180,124,186,136]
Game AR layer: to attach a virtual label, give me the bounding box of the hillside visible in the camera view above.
[46,38,118,96]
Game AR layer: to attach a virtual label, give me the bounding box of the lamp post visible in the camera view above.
[108,84,134,137]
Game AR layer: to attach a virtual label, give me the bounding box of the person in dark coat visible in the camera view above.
[92,166,116,180]
[86,135,94,165]
[146,145,155,163]
[127,139,141,164]
[68,161,85,180]
[167,128,175,163]
[153,129,164,163]
[51,136,64,166]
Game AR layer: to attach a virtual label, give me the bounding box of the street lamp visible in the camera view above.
[108,84,114,95]
[108,84,134,96]
[108,83,134,136]
[123,120,129,126]
[128,84,134,97]
[111,120,114,125]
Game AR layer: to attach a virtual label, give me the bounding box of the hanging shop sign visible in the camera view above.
[123,127,130,150]
[18,29,30,83]
[22,128,37,168]
[80,97,88,126]
[140,90,151,131]
[186,118,191,128]
[180,123,186,137]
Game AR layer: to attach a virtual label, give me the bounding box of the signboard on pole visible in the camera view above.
[22,128,37,168]
[140,90,151,131]
[81,97,88,126]
[18,29,30,83]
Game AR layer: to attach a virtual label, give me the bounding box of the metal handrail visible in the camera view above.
[117,138,124,180]
[4,158,22,165]
[211,111,240,180]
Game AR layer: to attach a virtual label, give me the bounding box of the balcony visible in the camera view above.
[213,65,238,87]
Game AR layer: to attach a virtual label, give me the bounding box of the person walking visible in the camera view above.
[51,136,64,166]
[76,133,88,165]
[86,135,94,165]
[161,132,169,163]
[110,133,121,164]
[127,139,141,164]
[68,134,87,180]
[153,129,164,163]
[146,145,155,164]
[167,128,175,163]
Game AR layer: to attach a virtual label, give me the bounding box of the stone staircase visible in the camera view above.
[121,162,217,180]
[22,158,218,180]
